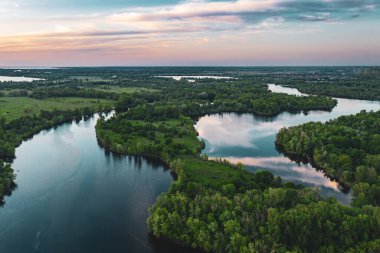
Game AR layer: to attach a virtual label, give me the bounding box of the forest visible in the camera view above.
[276,110,380,207]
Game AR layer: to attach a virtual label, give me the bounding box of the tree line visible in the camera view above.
[276,110,380,207]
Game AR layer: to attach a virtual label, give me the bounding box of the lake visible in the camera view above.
[155,76,234,82]
[0,114,196,253]
[195,84,380,204]
[0,76,44,82]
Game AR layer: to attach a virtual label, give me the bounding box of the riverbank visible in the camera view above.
[276,110,380,207]
[95,115,259,189]
[0,107,112,203]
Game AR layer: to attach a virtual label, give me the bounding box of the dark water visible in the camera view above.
[2,85,380,252]
[0,114,195,253]
[195,84,380,204]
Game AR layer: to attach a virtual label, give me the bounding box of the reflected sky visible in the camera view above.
[156,76,233,81]
[195,84,380,204]
[0,75,44,82]
[0,113,195,253]
[267,84,307,96]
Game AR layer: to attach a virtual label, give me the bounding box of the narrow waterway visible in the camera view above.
[195,84,380,204]
[0,114,195,253]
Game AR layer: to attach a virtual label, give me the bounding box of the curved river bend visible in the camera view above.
[195,84,380,204]
[0,114,196,253]
[1,85,380,252]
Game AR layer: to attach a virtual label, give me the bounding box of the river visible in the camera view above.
[195,84,380,204]
[0,76,44,82]
[0,114,195,253]
[1,84,379,252]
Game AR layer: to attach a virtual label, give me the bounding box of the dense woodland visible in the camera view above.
[276,110,380,207]
[1,67,380,251]
[148,181,380,252]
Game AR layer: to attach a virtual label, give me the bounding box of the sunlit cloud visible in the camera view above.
[0,0,379,66]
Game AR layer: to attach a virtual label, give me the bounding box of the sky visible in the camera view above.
[0,0,380,66]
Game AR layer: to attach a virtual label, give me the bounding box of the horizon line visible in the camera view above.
[1,65,380,69]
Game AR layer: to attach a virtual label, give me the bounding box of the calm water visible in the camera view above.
[0,114,195,253]
[155,76,234,81]
[0,76,44,82]
[2,84,379,252]
[195,84,380,204]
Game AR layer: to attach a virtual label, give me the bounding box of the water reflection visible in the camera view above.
[0,76,44,82]
[155,75,234,81]
[0,113,197,253]
[195,85,380,204]
[268,84,307,96]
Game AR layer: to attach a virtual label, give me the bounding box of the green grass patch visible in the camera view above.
[0,97,113,121]
[180,156,256,187]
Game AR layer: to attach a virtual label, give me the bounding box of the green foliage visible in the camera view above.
[347,239,380,253]
[148,181,380,253]
[29,87,119,100]
[0,159,15,202]
[96,116,202,160]
[276,110,380,207]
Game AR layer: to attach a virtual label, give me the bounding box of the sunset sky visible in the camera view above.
[1,0,380,66]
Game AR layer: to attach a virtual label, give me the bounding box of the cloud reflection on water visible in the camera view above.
[218,156,339,191]
[194,85,380,203]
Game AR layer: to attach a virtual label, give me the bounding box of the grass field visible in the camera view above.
[0,97,113,121]
[181,156,256,187]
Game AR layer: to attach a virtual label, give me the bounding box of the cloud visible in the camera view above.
[0,0,379,65]
[1,1,378,38]
[107,0,379,24]
[299,12,333,22]
[278,0,379,21]
[109,0,276,21]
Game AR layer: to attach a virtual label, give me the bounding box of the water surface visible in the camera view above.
[0,114,194,253]
[0,76,44,82]
[195,84,380,204]
[155,75,234,82]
